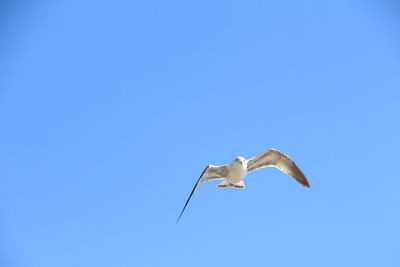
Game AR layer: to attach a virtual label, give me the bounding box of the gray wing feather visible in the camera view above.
[200,165,229,182]
[246,149,310,187]
[177,165,229,223]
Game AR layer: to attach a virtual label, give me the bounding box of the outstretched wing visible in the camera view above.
[246,149,310,187]
[177,165,229,223]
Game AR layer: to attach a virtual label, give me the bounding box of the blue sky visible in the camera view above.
[1,1,400,266]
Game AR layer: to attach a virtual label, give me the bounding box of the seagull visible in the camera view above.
[177,148,310,223]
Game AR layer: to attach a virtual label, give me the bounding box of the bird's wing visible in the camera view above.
[246,149,310,187]
[177,165,229,223]
[200,165,229,182]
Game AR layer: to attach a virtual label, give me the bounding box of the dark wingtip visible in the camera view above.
[301,176,311,188]
[299,175,311,188]
[176,214,183,224]
[176,207,186,224]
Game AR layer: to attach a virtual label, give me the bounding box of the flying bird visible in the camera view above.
[177,148,310,223]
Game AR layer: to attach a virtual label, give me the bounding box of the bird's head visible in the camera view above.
[233,156,245,165]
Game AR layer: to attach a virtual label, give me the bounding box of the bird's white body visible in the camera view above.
[227,161,247,183]
[221,157,248,188]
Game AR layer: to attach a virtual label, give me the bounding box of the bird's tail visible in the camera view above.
[232,181,245,189]
[217,180,229,188]
[218,181,245,189]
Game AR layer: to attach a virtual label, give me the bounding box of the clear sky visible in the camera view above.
[1,1,400,266]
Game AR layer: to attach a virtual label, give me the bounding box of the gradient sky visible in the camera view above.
[1,1,400,267]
